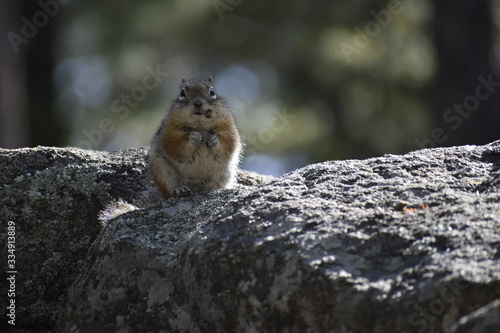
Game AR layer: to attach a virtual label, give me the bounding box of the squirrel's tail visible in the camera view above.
[99,199,138,224]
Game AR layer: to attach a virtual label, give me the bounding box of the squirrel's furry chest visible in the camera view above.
[175,135,227,176]
[157,122,234,182]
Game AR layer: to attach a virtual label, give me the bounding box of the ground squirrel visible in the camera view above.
[148,77,242,198]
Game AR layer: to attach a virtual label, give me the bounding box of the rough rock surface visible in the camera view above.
[1,143,500,332]
[451,299,500,333]
[0,147,269,332]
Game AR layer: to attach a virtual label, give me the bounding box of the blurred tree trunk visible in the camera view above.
[0,0,64,148]
[434,0,499,146]
[0,0,28,148]
[23,1,65,147]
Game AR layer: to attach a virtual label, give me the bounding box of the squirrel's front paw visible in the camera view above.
[172,186,193,197]
[190,131,203,145]
[207,133,220,148]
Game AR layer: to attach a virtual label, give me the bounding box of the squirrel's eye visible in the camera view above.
[179,88,186,101]
[209,87,217,99]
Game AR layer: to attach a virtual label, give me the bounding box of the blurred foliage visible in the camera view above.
[3,0,500,175]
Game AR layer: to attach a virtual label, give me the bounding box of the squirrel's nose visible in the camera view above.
[193,98,203,108]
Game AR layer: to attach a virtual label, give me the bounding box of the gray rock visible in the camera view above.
[451,299,500,333]
[0,146,269,332]
[2,142,500,332]
[1,147,145,330]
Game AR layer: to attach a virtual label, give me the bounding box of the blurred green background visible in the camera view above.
[1,0,499,175]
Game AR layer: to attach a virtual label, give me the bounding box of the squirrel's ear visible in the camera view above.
[181,78,186,84]
[208,76,214,84]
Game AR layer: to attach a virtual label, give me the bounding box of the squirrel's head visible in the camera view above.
[175,77,223,118]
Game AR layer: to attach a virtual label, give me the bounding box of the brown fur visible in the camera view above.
[148,77,242,198]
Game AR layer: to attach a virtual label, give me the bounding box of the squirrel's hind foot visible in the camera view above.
[172,186,193,197]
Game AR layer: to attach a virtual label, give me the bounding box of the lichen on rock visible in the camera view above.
[1,142,500,332]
